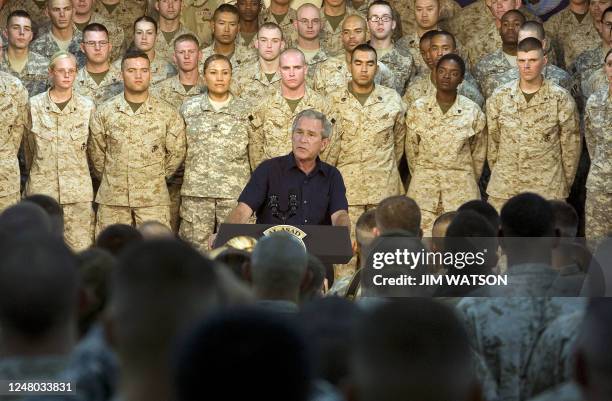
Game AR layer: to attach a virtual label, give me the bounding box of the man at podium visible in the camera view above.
[224,109,350,227]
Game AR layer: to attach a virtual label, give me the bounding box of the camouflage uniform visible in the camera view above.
[25,91,95,251]
[0,51,49,97]
[486,79,580,209]
[181,0,228,48]
[395,31,430,78]
[403,73,484,108]
[93,0,146,45]
[179,94,251,251]
[231,59,282,107]
[0,0,50,34]
[150,74,207,233]
[154,24,197,64]
[113,55,178,85]
[88,93,187,233]
[0,72,28,212]
[258,6,298,48]
[570,44,607,97]
[74,64,124,106]
[581,67,607,101]
[375,45,414,95]
[84,13,126,63]
[30,26,86,69]
[405,94,487,236]
[235,31,258,57]
[498,65,574,97]
[198,43,257,73]
[584,86,611,242]
[301,48,329,83]
[544,6,600,69]
[463,22,502,68]
[312,54,397,95]
[387,0,461,37]
[318,6,358,57]
[248,86,331,168]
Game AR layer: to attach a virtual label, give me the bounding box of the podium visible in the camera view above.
[214,224,353,265]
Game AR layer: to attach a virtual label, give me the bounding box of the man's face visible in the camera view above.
[279,52,307,89]
[428,34,454,67]
[81,30,111,64]
[292,117,328,162]
[173,40,200,72]
[122,56,151,92]
[50,56,77,90]
[237,0,260,22]
[602,12,612,45]
[204,59,232,97]
[367,5,395,40]
[415,0,439,30]
[590,0,611,25]
[517,49,546,82]
[500,12,523,45]
[435,58,463,91]
[341,16,367,52]
[6,16,33,50]
[350,49,377,86]
[490,0,521,21]
[255,27,284,61]
[72,0,94,16]
[605,53,612,83]
[48,0,74,30]
[134,21,157,52]
[295,6,321,41]
[419,37,433,68]
[156,0,181,21]
[212,12,239,44]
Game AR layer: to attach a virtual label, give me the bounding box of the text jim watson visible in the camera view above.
[372,274,509,286]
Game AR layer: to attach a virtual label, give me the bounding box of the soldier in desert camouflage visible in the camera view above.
[152,0,197,64]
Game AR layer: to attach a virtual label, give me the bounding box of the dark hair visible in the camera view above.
[351,43,378,63]
[83,22,109,38]
[501,192,554,237]
[602,5,612,21]
[22,195,64,239]
[517,37,544,54]
[203,54,233,72]
[419,29,439,45]
[501,9,526,24]
[436,53,465,77]
[134,15,158,33]
[213,3,240,21]
[549,200,578,238]
[458,200,500,231]
[430,30,456,49]
[95,224,144,256]
[174,33,200,48]
[0,202,52,238]
[300,253,325,301]
[605,48,612,63]
[7,9,31,26]
[375,195,421,235]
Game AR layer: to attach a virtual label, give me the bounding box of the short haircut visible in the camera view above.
[502,9,526,23]
[375,196,421,235]
[250,233,308,295]
[174,308,311,401]
[419,29,439,45]
[49,50,77,70]
[95,224,144,256]
[297,2,319,16]
[0,202,52,238]
[121,49,150,69]
[520,20,544,40]
[258,22,284,40]
[501,192,554,237]
[355,209,377,249]
[202,53,232,72]
[430,30,456,49]
[606,48,612,63]
[517,37,544,54]
[352,299,475,401]
[433,211,457,235]
[83,22,109,38]
[351,43,378,63]
[134,15,157,33]
[280,47,306,65]
[300,253,326,301]
[138,221,175,240]
[602,5,612,21]
[291,109,333,139]
[0,235,78,339]
[436,53,465,77]
[458,200,500,231]
[22,194,64,239]
[368,0,394,17]
[213,3,240,21]
[174,33,200,49]
[446,210,496,238]
[549,200,578,238]
[7,9,31,26]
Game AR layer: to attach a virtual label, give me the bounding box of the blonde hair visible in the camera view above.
[48,51,77,71]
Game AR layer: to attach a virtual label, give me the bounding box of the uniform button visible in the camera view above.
[304,219,308,223]
[303,200,308,204]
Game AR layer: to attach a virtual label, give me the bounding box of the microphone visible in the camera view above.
[268,194,282,221]
[288,189,298,219]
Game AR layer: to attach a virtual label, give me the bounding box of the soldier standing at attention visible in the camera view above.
[405,54,487,236]
[74,23,123,106]
[0,70,28,213]
[153,0,196,64]
[258,0,297,47]
[25,51,95,250]
[293,3,328,83]
[72,0,125,62]
[93,0,146,45]
[235,0,261,53]
[89,50,186,234]
[179,54,251,251]
[486,38,580,211]
[319,0,357,57]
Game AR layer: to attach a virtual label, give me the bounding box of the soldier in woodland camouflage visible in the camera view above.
[25,52,95,251]
[88,50,186,234]
[405,54,486,236]
[179,55,251,251]
[0,71,28,212]
[0,0,50,34]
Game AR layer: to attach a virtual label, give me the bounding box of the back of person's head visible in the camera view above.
[76,248,116,336]
[355,209,377,250]
[0,235,78,344]
[0,202,53,239]
[300,253,326,302]
[299,297,363,385]
[458,200,500,232]
[575,299,612,401]
[350,299,479,401]
[109,240,220,371]
[138,220,175,239]
[549,200,578,238]
[431,211,457,252]
[174,307,311,401]
[250,233,308,299]
[501,193,555,237]
[23,195,64,239]
[375,196,421,236]
[95,224,143,255]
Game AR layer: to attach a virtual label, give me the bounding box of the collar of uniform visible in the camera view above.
[283,152,327,176]
[309,49,329,65]
[170,74,205,94]
[116,94,154,114]
[254,62,281,83]
[510,77,553,107]
[198,92,235,114]
[273,86,314,113]
[341,83,386,107]
[261,6,296,24]
[43,89,79,114]
[423,93,466,117]
[320,5,355,26]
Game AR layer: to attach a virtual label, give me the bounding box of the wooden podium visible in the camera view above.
[214,224,353,265]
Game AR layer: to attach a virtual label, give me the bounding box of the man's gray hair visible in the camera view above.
[291,109,333,139]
